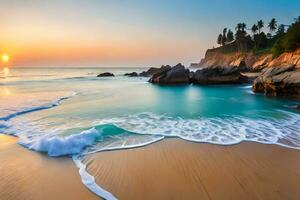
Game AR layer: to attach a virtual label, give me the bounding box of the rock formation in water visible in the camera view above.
[124,72,138,77]
[191,66,249,84]
[123,65,171,78]
[252,65,300,98]
[149,63,190,85]
[97,72,114,77]
[192,45,300,98]
[140,65,171,77]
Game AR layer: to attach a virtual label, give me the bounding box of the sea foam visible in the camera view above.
[94,111,300,149]
[0,91,76,121]
[73,155,118,200]
[19,127,100,157]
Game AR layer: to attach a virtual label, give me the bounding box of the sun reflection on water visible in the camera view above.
[3,67,10,78]
[0,87,12,96]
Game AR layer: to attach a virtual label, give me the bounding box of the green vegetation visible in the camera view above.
[216,16,300,57]
[271,17,300,57]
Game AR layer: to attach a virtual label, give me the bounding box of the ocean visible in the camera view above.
[0,67,299,199]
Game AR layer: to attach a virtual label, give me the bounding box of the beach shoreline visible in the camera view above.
[1,134,300,200]
[84,138,300,200]
[0,134,100,200]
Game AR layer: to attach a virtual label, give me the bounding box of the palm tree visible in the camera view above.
[222,28,227,45]
[268,18,277,34]
[235,23,242,31]
[223,28,227,36]
[251,24,258,35]
[257,20,264,33]
[241,23,247,32]
[276,24,285,36]
[226,29,234,43]
[217,34,222,45]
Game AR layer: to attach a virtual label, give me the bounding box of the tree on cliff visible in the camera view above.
[268,18,277,35]
[222,28,227,45]
[251,24,258,36]
[226,29,234,43]
[235,23,248,52]
[251,24,258,48]
[241,23,247,32]
[276,24,285,36]
[217,34,222,45]
[257,20,264,33]
[235,23,242,31]
[271,18,300,57]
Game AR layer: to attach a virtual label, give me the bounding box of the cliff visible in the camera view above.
[198,46,300,70]
[197,47,300,98]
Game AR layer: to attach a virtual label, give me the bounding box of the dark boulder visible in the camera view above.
[124,72,138,77]
[252,65,300,98]
[191,65,249,84]
[149,63,190,85]
[97,72,114,77]
[140,65,171,77]
[238,60,251,72]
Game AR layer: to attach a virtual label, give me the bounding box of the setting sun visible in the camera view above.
[1,54,10,63]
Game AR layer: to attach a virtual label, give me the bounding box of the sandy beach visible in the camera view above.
[1,134,300,200]
[84,138,300,200]
[0,134,99,200]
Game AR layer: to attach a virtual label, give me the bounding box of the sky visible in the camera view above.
[0,0,300,67]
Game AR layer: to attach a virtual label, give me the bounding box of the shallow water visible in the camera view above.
[1,67,299,199]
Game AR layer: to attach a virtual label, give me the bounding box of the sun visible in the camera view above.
[1,54,10,63]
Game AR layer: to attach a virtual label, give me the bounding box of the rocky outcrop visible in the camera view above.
[97,72,114,77]
[267,48,300,68]
[149,63,190,85]
[253,65,300,98]
[195,47,300,72]
[140,65,171,77]
[199,51,256,69]
[251,54,273,72]
[192,66,250,84]
[124,72,138,77]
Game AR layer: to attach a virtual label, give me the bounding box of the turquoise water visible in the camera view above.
[1,67,300,156]
[1,67,300,199]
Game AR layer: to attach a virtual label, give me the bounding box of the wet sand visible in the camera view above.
[84,138,300,200]
[1,134,300,200]
[0,134,99,200]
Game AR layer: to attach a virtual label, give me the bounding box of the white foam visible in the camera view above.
[19,127,100,157]
[83,134,164,155]
[94,111,300,149]
[240,85,252,89]
[0,91,76,121]
[72,155,118,200]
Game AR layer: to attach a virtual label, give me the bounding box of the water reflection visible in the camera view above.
[3,67,10,78]
[1,67,10,79]
[2,88,12,96]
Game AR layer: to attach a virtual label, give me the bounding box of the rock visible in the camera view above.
[191,65,249,84]
[189,71,195,80]
[200,48,256,69]
[97,72,114,77]
[124,72,138,77]
[267,48,300,68]
[189,63,201,69]
[253,65,300,98]
[149,63,190,85]
[238,60,251,72]
[139,65,171,77]
[252,54,273,72]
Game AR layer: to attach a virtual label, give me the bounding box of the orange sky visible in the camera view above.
[1,1,299,67]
